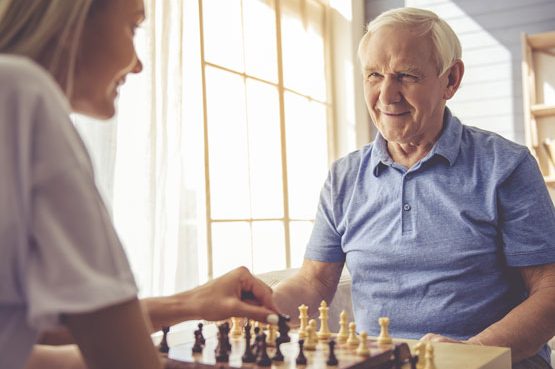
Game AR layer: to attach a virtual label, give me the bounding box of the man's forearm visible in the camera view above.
[468,288,555,363]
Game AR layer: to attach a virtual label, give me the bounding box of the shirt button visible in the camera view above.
[403,203,411,211]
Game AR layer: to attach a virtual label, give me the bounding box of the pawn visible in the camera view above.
[159,326,170,354]
[296,339,308,365]
[347,322,359,347]
[377,317,392,345]
[272,337,285,362]
[304,320,317,351]
[231,317,242,338]
[256,336,272,367]
[355,331,370,356]
[424,342,437,369]
[336,310,349,344]
[326,340,339,366]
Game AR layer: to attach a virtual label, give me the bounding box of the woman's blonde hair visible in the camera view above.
[0,0,94,95]
[358,7,462,76]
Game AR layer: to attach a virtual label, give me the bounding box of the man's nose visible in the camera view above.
[132,57,143,74]
[379,76,401,105]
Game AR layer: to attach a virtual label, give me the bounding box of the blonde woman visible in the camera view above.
[0,1,277,369]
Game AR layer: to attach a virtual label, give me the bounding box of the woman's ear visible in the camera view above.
[443,59,464,100]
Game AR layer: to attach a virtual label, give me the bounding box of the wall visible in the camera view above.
[362,0,555,144]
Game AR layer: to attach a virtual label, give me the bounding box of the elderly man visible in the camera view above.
[274,7,555,369]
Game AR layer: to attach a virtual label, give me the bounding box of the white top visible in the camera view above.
[0,55,138,369]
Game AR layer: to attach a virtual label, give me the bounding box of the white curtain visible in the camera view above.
[75,0,207,298]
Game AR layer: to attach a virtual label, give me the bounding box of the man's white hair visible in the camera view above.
[358,7,462,76]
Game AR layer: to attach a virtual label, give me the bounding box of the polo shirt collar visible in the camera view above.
[371,107,463,177]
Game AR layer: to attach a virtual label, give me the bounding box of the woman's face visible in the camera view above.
[71,0,145,119]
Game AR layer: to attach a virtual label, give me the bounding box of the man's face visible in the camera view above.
[361,26,451,145]
[71,0,145,119]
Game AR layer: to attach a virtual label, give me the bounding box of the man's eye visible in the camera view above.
[398,73,418,82]
[367,72,382,80]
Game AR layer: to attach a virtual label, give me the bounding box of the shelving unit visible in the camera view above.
[522,30,555,187]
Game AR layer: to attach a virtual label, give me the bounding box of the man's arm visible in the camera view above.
[63,298,162,369]
[466,263,555,362]
[423,263,555,363]
[272,259,345,324]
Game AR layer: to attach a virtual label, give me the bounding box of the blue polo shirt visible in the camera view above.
[305,109,555,362]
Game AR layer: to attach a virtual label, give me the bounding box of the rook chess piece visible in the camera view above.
[347,322,359,347]
[377,317,392,345]
[256,334,272,367]
[327,340,339,366]
[159,326,170,354]
[298,304,309,339]
[317,300,331,341]
[296,339,308,366]
[337,310,349,344]
[356,331,370,356]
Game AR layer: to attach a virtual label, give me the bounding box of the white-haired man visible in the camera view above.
[274,7,555,369]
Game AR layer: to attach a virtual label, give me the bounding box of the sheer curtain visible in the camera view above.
[75,0,207,298]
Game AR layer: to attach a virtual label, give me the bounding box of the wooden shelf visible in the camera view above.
[528,31,555,49]
[531,104,555,118]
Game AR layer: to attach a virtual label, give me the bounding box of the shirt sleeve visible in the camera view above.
[304,167,346,263]
[498,151,555,267]
[22,72,138,332]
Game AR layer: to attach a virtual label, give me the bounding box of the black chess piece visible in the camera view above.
[159,326,170,354]
[295,339,307,366]
[277,314,291,343]
[192,330,203,354]
[251,326,261,355]
[215,324,230,363]
[221,321,232,353]
[326,340,338,366]
[272,336,284,362]
[256,334,272,367]
[241,322,256,363]
[197,322,206,345]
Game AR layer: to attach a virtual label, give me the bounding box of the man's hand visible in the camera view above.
[420,333,466,344]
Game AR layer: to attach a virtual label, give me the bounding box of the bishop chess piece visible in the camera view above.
[295,339,308,365]
[326,340,338,366]
[337,310,349,344]
[256,334,272,367]
[158,326,170,354]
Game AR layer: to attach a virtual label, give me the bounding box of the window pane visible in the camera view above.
[243,0,278,82]
[285,92,329,219]
[246,79,283,218]
[205,67,250,219]
[212,222,251,277]
[203,0,244,72]
[280,0,327,100]
[289,221,314,268]
[252,221,286,273]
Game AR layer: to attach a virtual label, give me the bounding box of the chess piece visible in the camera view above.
[304,320,317,350]
[298,304,309,339]
[317,300,331,341]
[159,326,170,354]
[222,321,232,352]
[326,340,339,366]
[192,329,204,354]
[295,339,308,365]
[215,323,230,362]
[256,334,272,367]
[424,342,437,369]
[251,326,261,354]
[413,342,425,369]
[347,322,359,347]
[356,331,370,356]
[197,322,206,345]
[231,317,242,338]
[278,314,291,343]
[272,336,284,362]
[377,317,392,345]
[241,321,256,363]
[337,310,349,344]
[266,323,277,347]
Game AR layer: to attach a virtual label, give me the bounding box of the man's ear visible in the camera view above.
[443,59,464,100]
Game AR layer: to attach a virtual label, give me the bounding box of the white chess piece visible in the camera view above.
[377,317,392,345]
[413,342,425,369]
[337,310,349,344]
[230,317,242,338]
[304,322,317,351]
[424,342,437,369]
[298,304,309,339]
[266,324,277,347]
[317,300,331,341]
[356,331,370,356]
[347,322,359,347]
